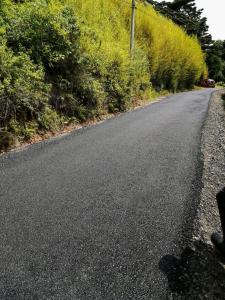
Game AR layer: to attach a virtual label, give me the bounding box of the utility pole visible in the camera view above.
[130,0,136,55]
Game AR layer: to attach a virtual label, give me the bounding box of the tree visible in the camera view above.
[206,40,225,82]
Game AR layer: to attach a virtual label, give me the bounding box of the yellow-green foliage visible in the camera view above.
[66,0,151,111]
[0,0,207,149]
[67,0,207,91]
[135,2,207,90]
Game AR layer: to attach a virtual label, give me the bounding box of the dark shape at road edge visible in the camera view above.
[159,241,225,299]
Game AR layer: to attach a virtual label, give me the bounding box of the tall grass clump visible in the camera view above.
[134,2,207,91]
[0,0,207,149]
[68,0,207,92]
[66,0,152,112]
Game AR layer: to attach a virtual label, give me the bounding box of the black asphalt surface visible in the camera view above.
[0,89,214,299]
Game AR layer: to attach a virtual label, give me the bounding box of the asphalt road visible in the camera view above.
[0,89,214,299]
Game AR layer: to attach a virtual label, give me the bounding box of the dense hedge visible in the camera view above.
[0,0,207,149]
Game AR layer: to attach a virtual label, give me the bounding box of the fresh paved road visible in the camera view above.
[0,89,214,299]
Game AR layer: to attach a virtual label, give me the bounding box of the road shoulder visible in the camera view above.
[163,90,225,299]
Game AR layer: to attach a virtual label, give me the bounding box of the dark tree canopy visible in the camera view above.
[206,40,225,82]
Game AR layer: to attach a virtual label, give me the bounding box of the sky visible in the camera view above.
[158,0,225,40]
[195,0,225,40]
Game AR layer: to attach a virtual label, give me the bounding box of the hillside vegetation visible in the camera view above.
[0,0,207,149]
[149,0,225,85]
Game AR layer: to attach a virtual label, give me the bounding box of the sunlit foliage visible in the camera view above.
[0,0,207,149]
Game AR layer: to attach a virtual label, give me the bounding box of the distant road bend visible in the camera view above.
[0,89,214,299]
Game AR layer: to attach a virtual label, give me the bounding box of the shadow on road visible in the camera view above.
[159,240,225,299]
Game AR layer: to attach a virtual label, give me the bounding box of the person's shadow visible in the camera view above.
[159,240,225,299]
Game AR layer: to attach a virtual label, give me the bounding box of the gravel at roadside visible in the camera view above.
[168,90,225,300]
[197,89,225,242]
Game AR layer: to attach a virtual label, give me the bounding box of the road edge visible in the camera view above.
[167,89,225,299]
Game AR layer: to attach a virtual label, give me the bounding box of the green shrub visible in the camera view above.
[0,130,15,150]
[0,38,49,129]
[38,106,62,131]
[217,82,225,87]
[1,0,80,68]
